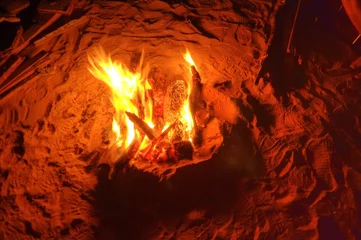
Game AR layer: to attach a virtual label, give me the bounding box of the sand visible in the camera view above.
[0,0,361,239]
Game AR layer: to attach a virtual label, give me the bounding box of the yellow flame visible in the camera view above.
[182,49,197,142]
[162,123,170,132]
[182,101,193,142]
[87,47,153,149]
[112,118,122,146]
[183,50,196,69]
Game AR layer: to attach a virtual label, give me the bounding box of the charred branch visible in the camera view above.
[173,140,193,160]
[125,111,156,140]
[189,65,209,147]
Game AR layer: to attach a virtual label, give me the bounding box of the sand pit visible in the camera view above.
[0,0,361,239]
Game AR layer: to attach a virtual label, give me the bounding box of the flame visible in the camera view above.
[112,118,122,146]
[87,46,197,159]
[182,102,193,142]
[162,123,170,132]
[87,47,153,149]
[183,50,196,70]
[182,49,197,142]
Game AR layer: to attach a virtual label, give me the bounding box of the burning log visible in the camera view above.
[126,137,143,159]
[147,122,194,163]
[125,111,156,140]
[153,140,193,163]
[157,121,179,142]
[173,140,193,160]
[189,65,210,147]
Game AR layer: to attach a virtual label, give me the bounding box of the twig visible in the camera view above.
[338,5,344,12]
[353,33,361,44]
[286,0,301,53]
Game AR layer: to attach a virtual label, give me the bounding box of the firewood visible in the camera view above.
[37,0,76,15]
[189,66,204,117]
[0,55,25,86]
[13,13,63,55]
[0,28,23,67]
[157,120,179,144]
[173,141,193,160]
[189,65,209,147]
[34,15,90,47]
[4,0,29,15]
[126,136,144,159]
[125,111,156,140]
[1,12,57,65]
[0,51,47,98]
[286,0,301,53]
[0,13,20,23]
[21,12,58,43]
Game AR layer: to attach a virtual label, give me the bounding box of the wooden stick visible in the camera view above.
[0,51,48,98]
[14,13,63,55]
[286,0,301,53]
[189,65,206,147]
[34,15,89,47]
[125,111,156,140]
[189,65,202,126]
[158,120,179,142]
[353,33,361,44]
[0,56,25,85]
[126,136,143,159]
[338,5,344,12]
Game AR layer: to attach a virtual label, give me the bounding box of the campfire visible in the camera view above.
[87,46,224,177]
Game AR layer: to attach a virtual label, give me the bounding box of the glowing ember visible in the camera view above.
[87,47,198,161]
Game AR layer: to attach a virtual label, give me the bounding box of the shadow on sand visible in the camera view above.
[93,120,263,239]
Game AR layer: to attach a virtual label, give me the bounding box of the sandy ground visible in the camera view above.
[1,0,361,239]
